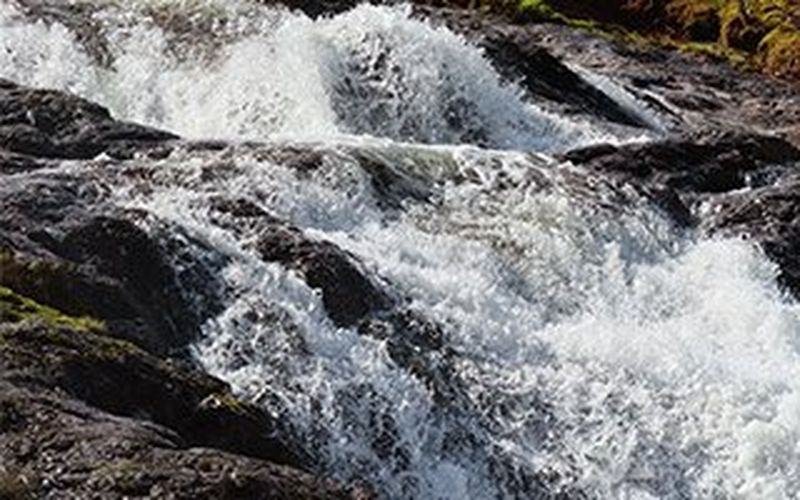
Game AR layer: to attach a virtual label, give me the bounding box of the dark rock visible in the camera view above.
[565,132,800,190]
[0,320,293,465]
[0,171,225,356]
[354,153,439,210]
[210,196,280,220]
[58,216,218,353]
[563,132,800,224]
[257,225,392,327]
[0,318,370,499]
[357,309,450,393]
[267,0,362,19]
[481,34,651,129]
[647,186,696,228]
[255,145,326,174]
[0,150,48,175]
[704,179,800,297]
[0,79,177,159]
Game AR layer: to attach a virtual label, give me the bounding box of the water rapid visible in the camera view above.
[3,1,800,498]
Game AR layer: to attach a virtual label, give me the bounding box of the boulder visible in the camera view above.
[0,303,368,499]
[562,132,800,225]
[704,179,800,296]
[481,33,651,128]
[257,224,392,327]
[0,79,176,159]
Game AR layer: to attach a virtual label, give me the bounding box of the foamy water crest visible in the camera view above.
[3,1,800,499]
[85,141,800,499]
[0,1,617,150]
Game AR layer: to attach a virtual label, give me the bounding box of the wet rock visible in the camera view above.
[62,216,225,354]
[564,132,800,189]
[563,132,800,224]
[257,224,392,327]
[0,313,368,499]
[0,179,224,356]
[210,196,281,220]
[0,79,177,159]
[260,146,326,174]
[704,179,800,297]
[0,150,48,175]
[354,153,440,210]
[217,202,461,404]
[0,318,293,464]
[415,7,650,129]
[481,33,651,129]
[0,78,223,356]
[357,309,451,393]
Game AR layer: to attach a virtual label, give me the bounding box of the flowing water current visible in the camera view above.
[3,1,800,498]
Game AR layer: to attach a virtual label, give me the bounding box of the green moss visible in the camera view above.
[0,286,104,332]
[518,0,559,19]
[503,0,800,82]
[759,25,800,79]
[674,40,752,68]
[750,0,800,28]
[0,249,95,319]
[198,392,250,416]
[517,0,607,32]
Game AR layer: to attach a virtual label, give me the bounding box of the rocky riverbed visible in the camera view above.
[2,1,800,498]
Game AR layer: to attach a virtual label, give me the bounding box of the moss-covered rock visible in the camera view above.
[0,285,103,332]
[496,0,800,83]
[0,289,366,498]
[0,310,295,465]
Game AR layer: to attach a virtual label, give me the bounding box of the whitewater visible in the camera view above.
[2,1,800,498]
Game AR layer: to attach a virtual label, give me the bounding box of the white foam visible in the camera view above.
[4,2,800,498]
[86,142,800,499]
[0,2,613,151]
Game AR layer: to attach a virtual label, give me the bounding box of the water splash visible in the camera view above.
[4,1,800,499]
[80,141,800,499]
[1,1,613,150]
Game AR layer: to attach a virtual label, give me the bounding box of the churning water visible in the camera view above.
[3,1,800,498]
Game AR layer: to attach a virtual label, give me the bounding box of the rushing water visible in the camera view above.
[3,1,800,499]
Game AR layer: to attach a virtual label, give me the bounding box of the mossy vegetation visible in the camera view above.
[480,0,800,82]
[759,25,800,79]
[0,286,104,332]
[199,392,249,415]
[0,249,94,319]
